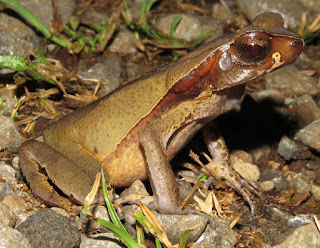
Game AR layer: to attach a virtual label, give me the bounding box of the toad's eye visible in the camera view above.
[236,37,270,63]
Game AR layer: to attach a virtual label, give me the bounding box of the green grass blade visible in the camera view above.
[97,219,140,248]
[170,14,182,38]
[101,174,126,231]
[0,55,27,71]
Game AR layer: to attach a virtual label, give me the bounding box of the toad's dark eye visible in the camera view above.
[237,37,270,63]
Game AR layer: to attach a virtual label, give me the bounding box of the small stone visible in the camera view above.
[260,169,288,192]
[17,209,81,248]
[0,203,16,227]
[290,173,311,194]
[192,217,237,247]
[153,212,207,244]
[0,115,22,152]
[311,184,320,201]
[295,94,320,128]
[265,65,318,97]
[260,181,274,192]
[295,119,320,152]
[278,136,303,160]
[233,161,260,182]
[80,233,122,248]
[78,56,122,96]
[0,182,12,201]
[1,195,31,226]
[154,14,221,42]
[0,224,32,248]
[230,150,253,164]
[0,161,19,184]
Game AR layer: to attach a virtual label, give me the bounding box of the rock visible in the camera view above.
[1,195,34,226]
[0,14,37,59]
[230,150,253,164]
[154,14,222,42]
[238,0,319,28]
[109,27,138,55]
[153,212,207,245]
[19,0,76,28]
[295,119,320,152]
[277,136,305,160]
[311,185,320,201]
[233,161,260,182]
[273,223,320,248]
[17,209,81,248]
[289,173,311,194]
[0,203,16,227]
[0,115,22,153]
[192,217,237,248]
[0,223,32,248]
[260,169,288,192]
[287,215,313,227]
[0,182,12,201]
[260,181,275,192]
[0,161,19,185]
[295,94,320,128]
[78,56,122,96]
[83,205,110,232]
[80,233,122,248]
[265,66,318,98]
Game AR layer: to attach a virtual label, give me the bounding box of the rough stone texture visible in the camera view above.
[192,217,237,248]
[233,161,260,182]
[0,115,22,153]
[17,209,81,248]
[274,223,320,248]
[78,56,122,96]
[295,94,320,128]
[295,119,320,152]
[154,14,222,42]
[277,136,305,160]
[265,66,318,97]
[80,233,122,248]
[0,223,32,248]
[0,161,19,185]
[238,0,319,28]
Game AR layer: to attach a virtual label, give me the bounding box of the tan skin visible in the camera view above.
[19,13,304,215]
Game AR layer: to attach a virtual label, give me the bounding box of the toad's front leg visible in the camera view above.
[201,123,262,214]
[138,125,194,214]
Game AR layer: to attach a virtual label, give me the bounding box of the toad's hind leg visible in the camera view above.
[19,140,106,214]
[202,122,262,214]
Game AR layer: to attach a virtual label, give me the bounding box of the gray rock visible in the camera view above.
[78,56,122,96]
[153,212,208,245]
[0,161,19,185]
[287,215,313,227]
[238,0,319,28]
[277,136,305,160]
[17,209,81,248]
[260,169,288,192]
[0,182,12,201]
[19,0,76,28]
[154,14,222,42]
[0,203,16,227]
[290,173,311,194]
[80,233,122,248]
[0,115,22,152]
[295,119,320,152]
[273,223,320,248]
[109,27,138,55]
[0,224,32,248]
[295,94,320,128]
[192,217,237,248]
[265,66,318,97]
